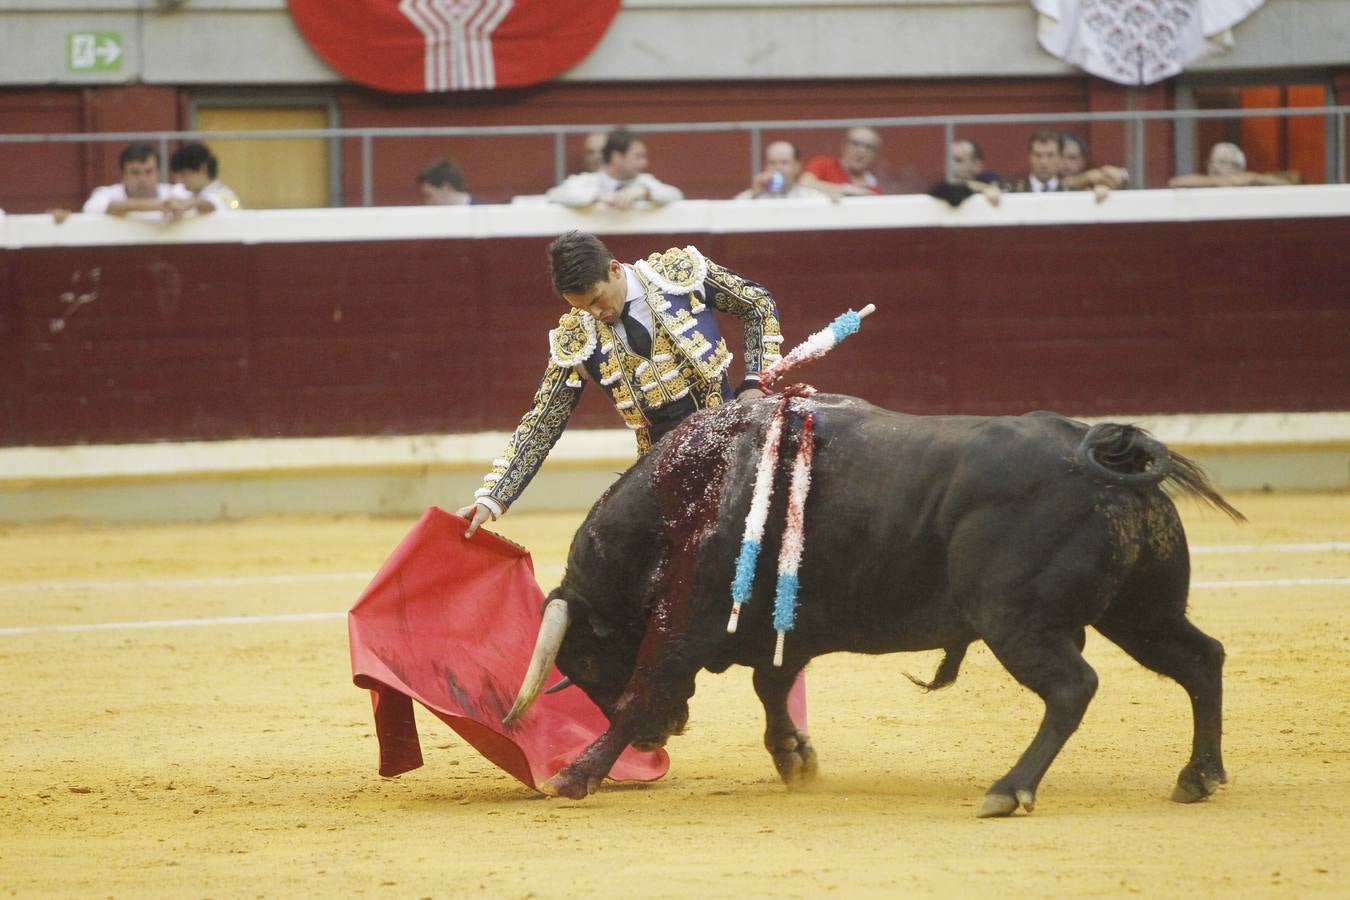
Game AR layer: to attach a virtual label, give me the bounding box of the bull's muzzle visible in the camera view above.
[502,597,571,726]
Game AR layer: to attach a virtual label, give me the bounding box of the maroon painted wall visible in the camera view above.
[3,217,1347,447]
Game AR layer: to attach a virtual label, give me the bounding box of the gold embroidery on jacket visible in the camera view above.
[480,362,583,508]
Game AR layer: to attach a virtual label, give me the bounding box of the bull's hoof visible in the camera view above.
[1171,764,1227,804]
[540,768,599,800]
[769,731,818,787]
[631,737,668,752]
[976,789,1036,818]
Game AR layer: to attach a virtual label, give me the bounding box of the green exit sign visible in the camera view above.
[67,32,124,73]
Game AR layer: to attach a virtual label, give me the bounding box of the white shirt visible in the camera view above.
[1029,175,1061,193]
[545,171,684,208]
[734,183,828,201]
[197,180,242,211]
[618,265,654,352]
[82,182,189,215]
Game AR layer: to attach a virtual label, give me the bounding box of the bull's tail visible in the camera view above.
[904,644,968,692]
[1077,423,1245,522]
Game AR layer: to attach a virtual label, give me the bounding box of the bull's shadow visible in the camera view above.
[506,394,1243,817]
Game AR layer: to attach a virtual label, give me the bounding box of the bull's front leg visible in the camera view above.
[539,705,642,799]
[753,666,816,787]
[542,629,699,800]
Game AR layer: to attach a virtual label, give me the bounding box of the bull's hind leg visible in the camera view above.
[1095,614,1227,803]
[753,666,816,786]
[979,629,1098,817]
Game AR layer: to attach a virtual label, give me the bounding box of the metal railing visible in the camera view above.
[3,105,1346,204]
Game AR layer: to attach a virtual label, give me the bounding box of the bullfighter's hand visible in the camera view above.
[456,502,495,538]
[739,387,765,402]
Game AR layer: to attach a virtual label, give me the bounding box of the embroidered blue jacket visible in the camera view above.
[476,245,783,512]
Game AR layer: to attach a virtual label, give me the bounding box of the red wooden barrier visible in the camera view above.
[3,206,1347,447]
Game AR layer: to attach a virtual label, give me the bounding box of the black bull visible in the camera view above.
[504,394,1243,816]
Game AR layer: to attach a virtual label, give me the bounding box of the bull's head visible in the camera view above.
[502,592,639,727]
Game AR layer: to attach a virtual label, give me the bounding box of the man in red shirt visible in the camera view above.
[801,127,884,198]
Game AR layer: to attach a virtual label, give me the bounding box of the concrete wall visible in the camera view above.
[0,0,1346,86]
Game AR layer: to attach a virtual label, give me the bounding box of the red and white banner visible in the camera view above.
[288,0,621,92]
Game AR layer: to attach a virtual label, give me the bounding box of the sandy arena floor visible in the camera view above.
[1,492,1347,898]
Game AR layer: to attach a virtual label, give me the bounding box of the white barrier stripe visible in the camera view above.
[1191,542,1350,554]
[1192,576,1350,589]
[0,611,344,637]
[0,572,371,595]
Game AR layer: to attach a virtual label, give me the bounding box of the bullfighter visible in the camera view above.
[458,230,786,535]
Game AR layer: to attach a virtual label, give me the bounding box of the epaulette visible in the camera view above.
[548,310,598,367]
[635,245,708,296]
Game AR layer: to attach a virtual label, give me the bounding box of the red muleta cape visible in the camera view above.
[348,507,669,789]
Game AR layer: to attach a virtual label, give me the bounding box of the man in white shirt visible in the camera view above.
[546,129,684,210]
[79,143,199,217]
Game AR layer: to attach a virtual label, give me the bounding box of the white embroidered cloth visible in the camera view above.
[1032,0,1266,86]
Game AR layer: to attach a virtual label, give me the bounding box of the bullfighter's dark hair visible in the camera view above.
[548,231,614,296]
[118,142,159,170]
[601,128,642,164]
[416,157,467,192]
[169,142,218,179]
[1027,129,1063,151]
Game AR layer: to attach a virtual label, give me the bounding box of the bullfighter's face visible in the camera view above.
[562,259,627,326]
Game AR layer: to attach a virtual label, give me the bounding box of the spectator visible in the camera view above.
[579,130,608,174]
[928,139,1003,207]
[1168,142,1296,188]
[800,127,884,198]
[417,158,478,205]
[169,142,241,211]
[1006,130,1065,193]
[951,139,1002,185]
[1059,132,1128,202]
[546,128,683,210]
[52,142,192,222]
[735,141,825,200]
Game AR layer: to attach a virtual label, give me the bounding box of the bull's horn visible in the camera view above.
[544,677,573,695]
[502,597,571,726]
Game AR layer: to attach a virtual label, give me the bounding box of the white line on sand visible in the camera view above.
[0,572,371,594]
[0,611,344,637]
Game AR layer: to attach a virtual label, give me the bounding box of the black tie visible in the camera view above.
[620,302,653,359]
